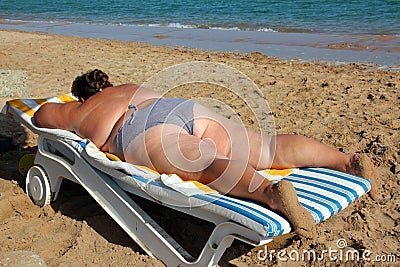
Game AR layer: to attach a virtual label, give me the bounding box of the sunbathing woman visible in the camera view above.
[33,69,378,237]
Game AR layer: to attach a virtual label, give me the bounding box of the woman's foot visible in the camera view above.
[348,154,379,201]
[267,180,316,238]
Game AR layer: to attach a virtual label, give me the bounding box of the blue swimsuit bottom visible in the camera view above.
[114,98,195,155]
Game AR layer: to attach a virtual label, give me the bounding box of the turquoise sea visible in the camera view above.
[1,0,399,66]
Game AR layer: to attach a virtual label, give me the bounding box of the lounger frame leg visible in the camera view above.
[30,136,271,266]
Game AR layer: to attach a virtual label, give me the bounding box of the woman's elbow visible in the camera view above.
[33,107,46,127]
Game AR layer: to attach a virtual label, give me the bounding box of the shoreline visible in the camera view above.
[1,20,399,68]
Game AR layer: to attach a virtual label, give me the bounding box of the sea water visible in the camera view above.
[0,0,399,66]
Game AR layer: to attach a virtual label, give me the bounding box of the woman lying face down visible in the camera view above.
[34,69,378,237]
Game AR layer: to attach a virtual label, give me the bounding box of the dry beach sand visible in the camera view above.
[0,29,399,266]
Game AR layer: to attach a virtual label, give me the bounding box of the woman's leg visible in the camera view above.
[271,134,352,171]
[143,128,315,237]
[255,134,378,200]
[200,157,316,237]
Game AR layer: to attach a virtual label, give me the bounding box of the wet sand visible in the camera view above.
[1,20,399,67]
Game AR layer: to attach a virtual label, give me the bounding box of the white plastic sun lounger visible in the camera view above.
[2,94,371,267]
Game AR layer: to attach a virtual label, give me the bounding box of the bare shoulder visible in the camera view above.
[118,83,163,99]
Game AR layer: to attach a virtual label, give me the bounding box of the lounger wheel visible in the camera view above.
[26,165,53,206]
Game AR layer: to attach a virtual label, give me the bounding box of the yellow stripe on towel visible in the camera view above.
[161,174,218,196]
[138,165,161,176]
[6,99,36,117]
[258,168,295,181]
[104,152,122,161]
[265,169,294,177]
[34,98,48,106]
[191,180,218,194]
[57,94,77,103]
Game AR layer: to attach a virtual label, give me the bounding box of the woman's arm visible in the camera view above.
[34,101,81,131]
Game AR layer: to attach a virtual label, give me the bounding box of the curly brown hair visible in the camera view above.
[71,69,113,100]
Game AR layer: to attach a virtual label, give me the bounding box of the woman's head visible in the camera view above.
[71,69,113,101]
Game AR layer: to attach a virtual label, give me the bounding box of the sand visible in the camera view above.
[0,29,399,266]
